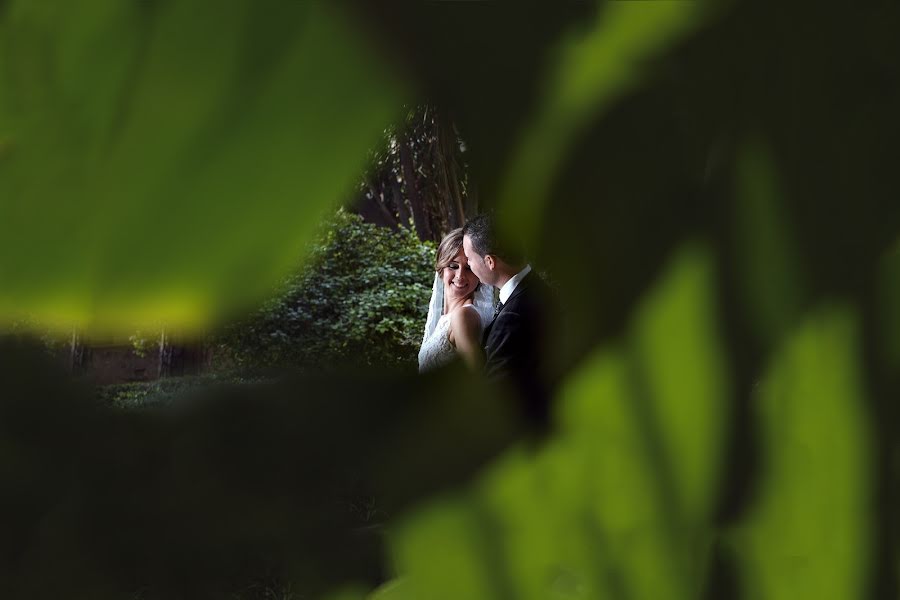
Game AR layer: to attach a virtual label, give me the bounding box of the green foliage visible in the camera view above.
[0,0,404,331]
[127,327,161,358]
[378,246,730,600]
[96,372,264,409]
[4,315,71,354]
[498,0,714,244]
[879,239,900,373]
[213,210,434,372]
[1,0,897,598]
[734,139,805,347]
[729,307,872,600]
[374,248,872,600]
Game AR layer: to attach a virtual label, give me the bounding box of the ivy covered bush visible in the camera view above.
[212,209,434,372]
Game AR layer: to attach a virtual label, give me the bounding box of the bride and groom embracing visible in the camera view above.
[418,213,553,425]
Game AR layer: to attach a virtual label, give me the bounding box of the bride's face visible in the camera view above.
[442,249,479,301]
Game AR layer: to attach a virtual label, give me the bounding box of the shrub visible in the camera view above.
[96,377,207,409]
[212,210,434,372]
[96,372,270,408]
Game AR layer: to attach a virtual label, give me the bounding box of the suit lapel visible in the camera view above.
[482,309,498,345]
[482,273,531,346]
[503,274,530,306]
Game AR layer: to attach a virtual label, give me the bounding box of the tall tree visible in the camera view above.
[354,105,473,242]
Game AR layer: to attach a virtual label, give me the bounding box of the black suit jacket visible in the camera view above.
[483,271,553,426]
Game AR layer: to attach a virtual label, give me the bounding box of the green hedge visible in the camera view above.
[212,210,434,373]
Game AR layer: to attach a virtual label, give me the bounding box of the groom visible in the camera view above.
[462,214,552,426]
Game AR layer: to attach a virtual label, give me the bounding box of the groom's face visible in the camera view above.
[463,234,491,285]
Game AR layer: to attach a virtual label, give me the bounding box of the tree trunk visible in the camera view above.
[350,105,472,241]
[436,111,467,229]
[69,326,86,376]
[465,181,479,221]
[392,169,411,228]
[158,328,173,379]
[399,130,434,242]
[356,184,400,230]
[158,328,203,379]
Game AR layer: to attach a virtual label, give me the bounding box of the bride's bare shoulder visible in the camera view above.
[450,303,481,331]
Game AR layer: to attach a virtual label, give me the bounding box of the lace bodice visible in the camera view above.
[418,313,456,373]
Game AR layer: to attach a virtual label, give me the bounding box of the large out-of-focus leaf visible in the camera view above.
[322,584,368,600]
[497,0,715,247]
[628,244,730,524]
[729,307,872,600]
[733,139,805,348]
[387,499,501,600]
[376,244,729,599]
[879,238,900,373]
[0,0,403,332]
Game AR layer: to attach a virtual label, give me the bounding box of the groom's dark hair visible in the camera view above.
[463,213,527,265]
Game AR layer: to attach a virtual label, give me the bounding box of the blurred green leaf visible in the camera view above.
[0,1,891,597]
[734,138,806,348]
[0,0,404,332]
[378,244,728,599]
[322,584,369,600]
[387,499,501,600]
[878,238,900,373]
[729,306,873,600]
[556,351,687,600]
[498,0,715,246]
[629,243,730,524]
[367,578,408,600]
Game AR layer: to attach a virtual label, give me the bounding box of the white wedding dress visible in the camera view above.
[417,275,494,373]
[417,311,461,372]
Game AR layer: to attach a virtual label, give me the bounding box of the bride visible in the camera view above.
[418,228,494,372]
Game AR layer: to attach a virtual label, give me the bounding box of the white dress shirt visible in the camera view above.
[499,264,532,305]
